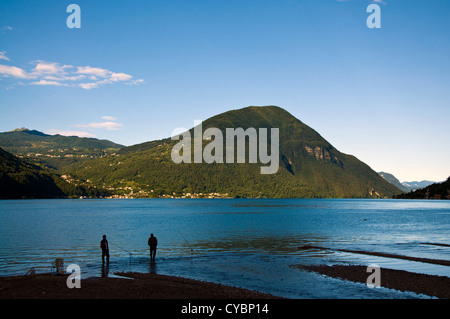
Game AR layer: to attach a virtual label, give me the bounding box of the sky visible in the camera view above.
[0,0,449,182]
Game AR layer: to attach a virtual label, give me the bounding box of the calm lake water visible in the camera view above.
[0,198,449,298]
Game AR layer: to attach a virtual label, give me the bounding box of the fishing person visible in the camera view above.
[100,235,110,265]
[148,233,158,262]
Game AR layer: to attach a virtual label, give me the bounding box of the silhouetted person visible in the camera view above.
[148,233,158,262]
[100,235,110,265]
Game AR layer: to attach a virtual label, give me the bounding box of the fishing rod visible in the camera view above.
[177,228,194,253]
[112,243,132,254]
[111,243,133,268]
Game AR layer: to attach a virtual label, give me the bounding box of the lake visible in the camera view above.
[0,198,449,298]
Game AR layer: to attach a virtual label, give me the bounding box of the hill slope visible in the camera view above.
[64,106,402,198]
[0,147,109,199]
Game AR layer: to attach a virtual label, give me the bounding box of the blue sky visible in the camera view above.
[0,0,449,182]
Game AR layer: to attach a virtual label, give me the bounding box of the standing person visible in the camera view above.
[100,235,110,265]
[148,233,158,262]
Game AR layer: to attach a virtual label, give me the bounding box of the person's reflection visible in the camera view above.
[101,264,109,277]
[149,261,157,274]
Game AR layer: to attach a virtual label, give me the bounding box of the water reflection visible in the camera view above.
[101,264,109,277]
[189,234,335,256]
[149,261,157,274]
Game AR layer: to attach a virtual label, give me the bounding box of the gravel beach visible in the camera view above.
[0,272,282,299]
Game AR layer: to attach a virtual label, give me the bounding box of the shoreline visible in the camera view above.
[0,272,283,299]
[298,245,450,267]
[2,197,450,200]
[296,264,450,299]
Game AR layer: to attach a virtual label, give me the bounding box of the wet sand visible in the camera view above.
[0,272,282,299]
[298,245,450,266]
[297,264,450,299]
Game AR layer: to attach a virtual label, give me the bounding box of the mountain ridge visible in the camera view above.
[0,128,125,149]
[0,128,125,171]
[402,180,437,191]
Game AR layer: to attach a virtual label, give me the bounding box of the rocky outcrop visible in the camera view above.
[304,145,343,167]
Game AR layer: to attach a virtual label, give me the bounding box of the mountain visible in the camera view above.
[0,128,124,150]
[0,128,125,170]
[395,177,450,200]
[401,180,436,191]
[64,106,402,198]
[378,172,410,192]
[0,147,109,199]
[377,171,438,192]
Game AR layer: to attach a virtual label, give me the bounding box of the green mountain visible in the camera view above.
[64,106,402,198]
[395,177,450,200]
[0,147,109,199]
[0,128,125,170]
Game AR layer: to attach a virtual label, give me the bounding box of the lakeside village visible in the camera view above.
[60,175,231,199]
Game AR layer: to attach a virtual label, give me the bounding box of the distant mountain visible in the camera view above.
[0,128,124,150]
[377,172,439,192]
[65,106,402,198]
[395,177,450,200]
[378,172,410,192]
[0,128,125,170]
[401,180,436,191]
[0,147,109,199]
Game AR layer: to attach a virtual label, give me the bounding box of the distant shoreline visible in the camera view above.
[1,197,449,201]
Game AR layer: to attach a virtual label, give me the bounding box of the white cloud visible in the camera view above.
[75,66,141,89]
[77,121,123,130]
[0,51,10,61]
[1,26,13,33]
[110,72,133,82]
[75,116,123,131]
[78,82,99,90]
[45,129,96,138]
[44,74,86,81]
[0,64,28,79]
[128,79,144,86]
[76,66,110,78]
[30,79,68,86]
[102,116,118,121]
[48,116,123,138]
[0,53,144,90]
[32,61,71,76]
